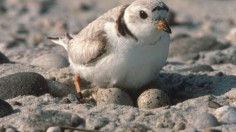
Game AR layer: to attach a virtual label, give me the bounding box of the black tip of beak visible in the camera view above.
[164,25,172,34]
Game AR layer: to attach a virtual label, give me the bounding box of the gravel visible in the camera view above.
[0,0,236,131]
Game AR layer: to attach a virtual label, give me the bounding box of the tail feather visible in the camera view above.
[47,33,73,50]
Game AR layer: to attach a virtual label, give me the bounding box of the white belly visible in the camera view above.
[71,35,169,90]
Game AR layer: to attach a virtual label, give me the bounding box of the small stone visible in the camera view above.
[0,52,10,64]
[5,127,17,132]
[86,117,109,130]
[62,98,71,104]
[64,130,72,132]
[47,81,70,97]
[208,101,221,109]
[156,121,164,128]
[216,72,224,77]
[67,94,79,103]
[96,88,133,106]
[11,101,22,106]
[137,89,170,109]
[0,72,49,99]
[173,122,186,131]
[0,99,14,117]
[214,105,236,124]
[31,54,69,69]
[71,114,85,127]
[129,123,150,132]
[46,126,62,132]
[193,112,219,129]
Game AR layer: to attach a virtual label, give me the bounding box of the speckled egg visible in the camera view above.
[137,89,170,109]
[96,88,134,106]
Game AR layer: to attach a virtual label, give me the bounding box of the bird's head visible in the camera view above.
[124,0,171,41]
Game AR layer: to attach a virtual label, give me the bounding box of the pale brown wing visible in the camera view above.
[68,5,129,65]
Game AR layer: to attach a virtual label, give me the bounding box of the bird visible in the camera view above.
[48,0,171,99]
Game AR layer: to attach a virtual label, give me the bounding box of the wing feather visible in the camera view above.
[68,5,129,65]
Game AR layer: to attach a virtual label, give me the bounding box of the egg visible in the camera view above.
[137,89,170,109]
[96,87,134,106]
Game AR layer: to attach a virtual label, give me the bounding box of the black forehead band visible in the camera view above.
[152,4,169,12]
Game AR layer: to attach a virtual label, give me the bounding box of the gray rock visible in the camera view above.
[47,81,71,97]
[46,127,62,132]
[193,112,219,129]
[214,105,236,124]
[0,99,13,117]
[31,53,69,69]
[0,72,49,99]
[0,52,10,64]
[5,127,17,132]
[169,36,229,61]
[71,114,85,127]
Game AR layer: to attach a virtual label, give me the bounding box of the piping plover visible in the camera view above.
[48,0,171,96]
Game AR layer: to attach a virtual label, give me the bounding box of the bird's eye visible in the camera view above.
[139,10,148,19]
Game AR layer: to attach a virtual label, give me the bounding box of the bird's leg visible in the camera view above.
[73,74,83,100]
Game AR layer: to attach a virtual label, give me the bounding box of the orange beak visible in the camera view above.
[155,19,172,34]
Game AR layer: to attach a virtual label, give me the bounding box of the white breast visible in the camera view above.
[71,22,170,90]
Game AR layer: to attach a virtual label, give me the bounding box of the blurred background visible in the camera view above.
[0,0,235,65]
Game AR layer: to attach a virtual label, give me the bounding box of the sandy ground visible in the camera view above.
[1,0,236,131]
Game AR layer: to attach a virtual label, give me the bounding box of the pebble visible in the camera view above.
[0,72,49,99]
[0,99,14,117]
[5,127,18,132]
[46,126,62,132]
[66,94,80,103]
[137,89,170,109]
[71,114,85,127]
[31,54,69,69]
[173,122,186,131]
[96,88,134,106]
[193,112,219,129]
[86,117,110,130]
[208,101,221,109]
[169,36,229,61]
[47,81,71,97]
[214,105,236,124]
[0,52,10,64]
